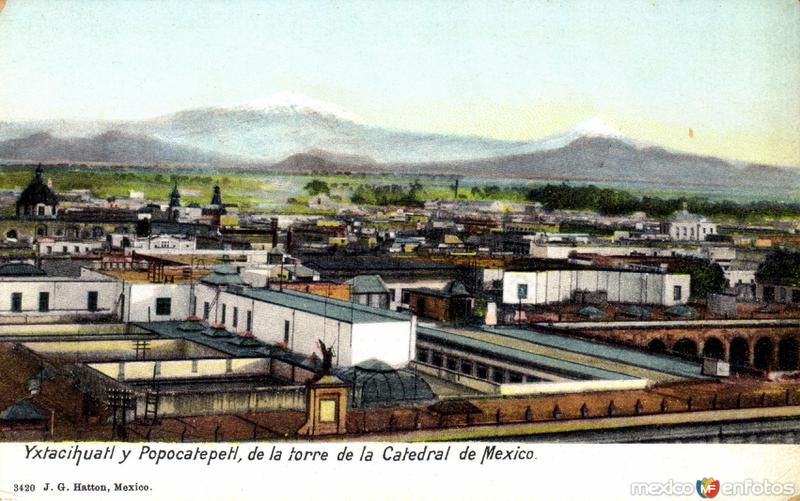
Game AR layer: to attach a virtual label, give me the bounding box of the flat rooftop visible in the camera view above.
[417,325,708,383]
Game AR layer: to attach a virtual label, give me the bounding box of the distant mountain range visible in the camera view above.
[1,91,798,189]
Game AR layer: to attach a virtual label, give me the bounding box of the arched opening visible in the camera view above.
[754,337,775,371]
[778,336,800,371]
[5,229,17,240]
[672,338,698,358]
[729,337,750,368]
[647,339,666,353]
[35,225,47,237]
[92,226,105,238]
[702,337,725,359]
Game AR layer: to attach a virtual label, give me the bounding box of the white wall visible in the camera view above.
[502,270,690,306]
[124,283,192,322]
[38,241,104,256]
[0,278,121,317]
[529,243,709,260]
[351,321,414,368]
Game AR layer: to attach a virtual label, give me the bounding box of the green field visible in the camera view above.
[1,165,798,222]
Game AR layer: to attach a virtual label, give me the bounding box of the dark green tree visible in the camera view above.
[755,249,800,286]
[304,179,330,196]
[668,257,726,300]
[136,218,152,237]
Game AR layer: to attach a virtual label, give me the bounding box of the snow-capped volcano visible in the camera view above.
[528,116,636,151]
[228,91,362,122]
[572,117,627,140]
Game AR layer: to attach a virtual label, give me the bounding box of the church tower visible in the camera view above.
[169,184,181,208]
[210,185,226,214]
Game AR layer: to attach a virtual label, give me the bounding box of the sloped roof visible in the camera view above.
[620,305,652,320]
[443,280,469,296]
[0,262,47,277]
[577,306,607,319]
[346,275,388,294]
[665,305,699,319]
[201,264,246,286]
[0,399,46,422]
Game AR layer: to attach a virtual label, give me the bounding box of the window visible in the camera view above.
[61,246,67,253]
[46,246,52,254]
[203,302,210,321]
[246,310,253,332]
[232,307,238,328]
[388,288,397,301]
[283,320,290,344]
[492,368,505,384]
[476,364,488,380]
[460,360,473,375]
[431,352,443,367]
[517,284,528,300]
[74,246,80,253]
[415,348,429,363]
[155,297,172,316]
[673,285,682,301]
[446,357,458,371]
[509,371,523,383]
[87,291,98,311]
[11,292,22,312]
[38,292,49,312]
[319,399,337,422]
[221,304,227,324]
[37,206,45,216]
[401,291,410,304]
[191,359,198,373]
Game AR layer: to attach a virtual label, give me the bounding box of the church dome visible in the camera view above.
[17,165,58,210]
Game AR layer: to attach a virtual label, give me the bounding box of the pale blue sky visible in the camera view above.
[0,0,798,165]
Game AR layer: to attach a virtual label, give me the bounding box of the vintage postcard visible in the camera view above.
[0,1,798,499]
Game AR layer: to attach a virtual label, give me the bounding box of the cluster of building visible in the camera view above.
[0,165,799,442]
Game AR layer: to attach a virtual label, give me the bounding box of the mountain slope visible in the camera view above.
[0,94,797,189]
[389,137,800,188]
[0,130,234,165]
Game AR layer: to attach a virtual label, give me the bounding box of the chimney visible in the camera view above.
[271,217,279,248]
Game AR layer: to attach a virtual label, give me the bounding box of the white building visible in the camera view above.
[132,234,197,252]
[661,210,718,241]
[120,283,193,323]
[37,239,105,256]
[502,268,691,306]
[529,242,709,260]
[193,281,415,368]
[0,263,122,322]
